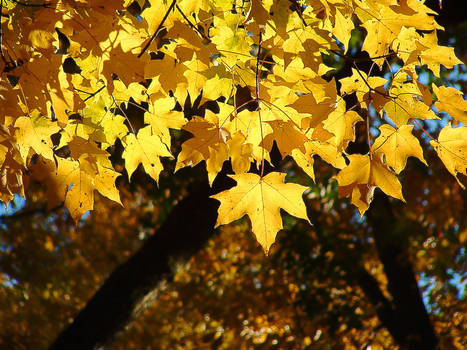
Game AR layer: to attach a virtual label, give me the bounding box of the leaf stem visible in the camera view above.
[0,0,4,65]
[330,49,397,63]
[410,118,435,142]
[9,0,51,7]
[138,0,176,58]
[111,94,136,134]
[255,31,265,178]
[83,85,106,102]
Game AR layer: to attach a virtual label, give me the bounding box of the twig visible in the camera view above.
[410,118,435,142]
[330,49,397,63]
[366,109,372,158]
[175,4,210,42]
[352,61,391,100]
[0,0,3,58]
[83,85,105,102]
[138,0,176,58]
[9,0,51,7]
[255,32,265,177]
[0,203,64,222]
[288,0,306,26]
[111,94,136,134]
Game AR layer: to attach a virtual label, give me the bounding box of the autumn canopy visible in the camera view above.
[1,0,466,255]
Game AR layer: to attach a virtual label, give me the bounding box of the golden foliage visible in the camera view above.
[0,0,465,252]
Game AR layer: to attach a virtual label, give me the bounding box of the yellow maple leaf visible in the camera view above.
[222,106,272,165]
[291,148,315,182]
[335,154,404,215]
[391,26,420,64]
[289,94,337,129]
[29,29,54,50]
[210,25,253,66]
[339,68,386,108]
[246,0,270,28]
[202,73,232,101]
[323,99,363,151]
[176,113,230,185]
[72,96,129,147]
[32,156,121,222]
[385,77,438,126]
[140,0,177,37]
[145,54,188,99]
[212,172,310,254]
[332,9,354,53]
[359,3,441,65]
[14,111,60,162]
[430,124,467,189]
[260,120,308,158]
[228,132,253,174]
[101,44,148,90]
[0,130,25,205]
[122,125,172,182]
[67,136,113,174]
[372,124,426,174]
[144,97,187,148]
[433,85,467,125]
[418,31,462,77]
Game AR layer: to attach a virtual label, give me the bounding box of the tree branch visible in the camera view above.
[137,0,176,58]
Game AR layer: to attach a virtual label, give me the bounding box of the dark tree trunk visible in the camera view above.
[365,193,439,350]
[49,175,233,350]
[49,179,438,350]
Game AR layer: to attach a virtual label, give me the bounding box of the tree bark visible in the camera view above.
[49,175,233,350]
[365,193,439,350]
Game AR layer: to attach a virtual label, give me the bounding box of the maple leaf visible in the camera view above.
[260,120,308,158]
[228,132,253,174]
[145,54,189,99]
[291,148,316,182]
[2,0,467,251]
[14,111,60,162]
[32,157,121,222]
[331,9,354,53]
[430,124,467,189]
[212,172,310,253]
[384,77,439,127]
[222,106,272,166]
[323,100,363,151]
[144,97,187,148]
[372,124,426,174]
[29,29,54,50]
[210,25,253,66]
[122,126,172,182]
[0,132,25,205]
[335,154,405,215]
[433,86,467,124]
[245,0,270,28]
[101,44,148,90]
[417,31,463,77]
[176,113,229,185]
[289,94,337,129]
[358,2,442,65]
[64,96,129,147]
[67,136,113,173]
[339,69,387,109]
[202,73,233,101]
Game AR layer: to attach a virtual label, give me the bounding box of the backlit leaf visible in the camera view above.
[212,172,310,253]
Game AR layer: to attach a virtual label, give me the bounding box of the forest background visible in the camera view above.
[0,0,466,349]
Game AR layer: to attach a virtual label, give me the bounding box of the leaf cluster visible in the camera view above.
[0,0,465,252]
